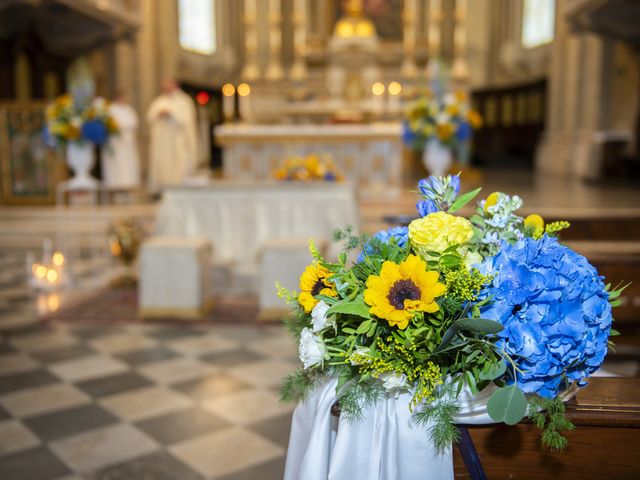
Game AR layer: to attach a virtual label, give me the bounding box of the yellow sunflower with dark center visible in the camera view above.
[298,263,336,313]
[364,255,446,329]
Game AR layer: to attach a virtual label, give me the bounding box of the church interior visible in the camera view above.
[0,0,639,478]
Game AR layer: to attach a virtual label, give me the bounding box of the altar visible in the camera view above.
[154,180,359,269]
[214,123,403,196]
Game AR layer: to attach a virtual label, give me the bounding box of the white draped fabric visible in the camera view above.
[147,90,199,191]
[285,379,581,479]
[102,102,140,188]
[155,182,359,266]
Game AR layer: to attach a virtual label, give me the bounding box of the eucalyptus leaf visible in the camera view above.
[479,361,507,381]
[449,187,482,213]
[456,318,504,334]
[487,385,528,425]
[356,320,372,334]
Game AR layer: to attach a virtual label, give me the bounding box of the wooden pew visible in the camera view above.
[453,377,640,479]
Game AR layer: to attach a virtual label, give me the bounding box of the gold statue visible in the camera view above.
[108,217,144,286]
[334,0,376,38]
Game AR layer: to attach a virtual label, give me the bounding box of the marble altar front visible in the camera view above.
[214,123,403,196]
[154,181,359,271]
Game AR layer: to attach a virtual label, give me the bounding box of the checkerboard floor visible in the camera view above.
[0,252,298,480]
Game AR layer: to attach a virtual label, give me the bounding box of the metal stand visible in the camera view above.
[456,426,487,480]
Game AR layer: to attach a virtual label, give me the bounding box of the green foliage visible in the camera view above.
[449,187,482,213]
[336,379,385,422]
[280,368,321,403]
[414,391,461,452]
[487,384,528,425]
[528,396,575,451]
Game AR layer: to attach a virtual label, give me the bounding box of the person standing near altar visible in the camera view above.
[102,91,140,189]
[146,80,199,192]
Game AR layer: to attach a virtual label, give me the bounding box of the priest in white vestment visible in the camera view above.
[102,93,140,189]
[146,80,199,192]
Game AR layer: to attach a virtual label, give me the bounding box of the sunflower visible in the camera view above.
[363,255,446,329]
[298,263,336,313]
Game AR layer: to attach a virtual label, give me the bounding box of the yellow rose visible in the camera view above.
[408,212,473,255]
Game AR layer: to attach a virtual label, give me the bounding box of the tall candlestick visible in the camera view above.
[222,83,236,122]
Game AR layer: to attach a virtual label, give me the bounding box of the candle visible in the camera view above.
[371,82,385,118]
[222,83,236,122]
[237,82,251,121]
[387,81,402,115]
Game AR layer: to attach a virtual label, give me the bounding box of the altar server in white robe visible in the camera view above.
[147,80,199,192]
[102,92,140,188]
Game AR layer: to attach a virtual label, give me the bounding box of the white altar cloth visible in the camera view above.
[155,181,359,266]
[284,379,504,480]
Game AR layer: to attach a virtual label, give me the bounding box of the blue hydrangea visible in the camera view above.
[81,120,108,145]
[478,236,612,398]
[357,226,409,262]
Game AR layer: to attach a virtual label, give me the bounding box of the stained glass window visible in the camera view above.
[179,0,216,54]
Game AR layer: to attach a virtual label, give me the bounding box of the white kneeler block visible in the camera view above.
[139,236,212,320]
[258,239,325,320]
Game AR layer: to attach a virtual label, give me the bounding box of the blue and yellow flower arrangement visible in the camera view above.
[279,174,622,451]
[273,154,344,182]
[46,94,118,147]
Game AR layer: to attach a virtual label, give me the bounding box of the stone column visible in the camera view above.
[290,0,307,81]
[265,0,284,81]
[402,0,418,78]
[450,0,468,82]
[428,0,442,60]
[242,0,260,81]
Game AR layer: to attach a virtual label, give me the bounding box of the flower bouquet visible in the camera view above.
[403,92,482,177]
[279,174,622,472]
[46,94,118,146]
[46,94,119,188]
[273,154,344,182]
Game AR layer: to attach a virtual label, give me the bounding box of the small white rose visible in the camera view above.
[311,301,332,332]
[380,372,408,391]
[463,251,484,269]
[298,327,326,369]
[349,346,372,366]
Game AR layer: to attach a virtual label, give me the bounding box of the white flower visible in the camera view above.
[70,116,82,127]
[311,301,332,332]
[380,372,408,391]
[298,328,325,369]
[443,93,455,105]
[463,251,484,269]
[436,112,451,125]
[349,346,372,366]
[92,97,106,110]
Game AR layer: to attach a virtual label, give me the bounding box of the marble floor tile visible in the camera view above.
[89,333,159,354]
[169,427,284,478]
[24,404,119,442]
[249,412,293,449]
[114,345,179,366]
[200,348,265,367]
[172,373,251,402]
[85,451,203,480]
[29,344,97,364]
[166,333,239,356]
[50,423,159,473]
[76,371,154,398]
[9,330,78,352]
[100,386,193,421]
[202,388,293,426]
[246,334,298,361]
[49,354,129,382]
[0,419,40,455]
[227,359,298,388]
[0,446,71,480]
[0,383,90,418]
[215,456,286,480]
[138,357,216,385]
[0,369,59,395]
[0,352,39,375]
[135,406,230,445]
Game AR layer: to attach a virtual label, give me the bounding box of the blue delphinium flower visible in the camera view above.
[455,121,472,142]
[402,121,417,146]
[478,235,612,398]
[81,119,108,145]
[417,174,460,212]
[357,226,409,262]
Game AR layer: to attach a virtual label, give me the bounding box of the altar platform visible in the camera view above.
[214,123,403,196]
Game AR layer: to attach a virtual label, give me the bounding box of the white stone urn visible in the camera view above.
[66,142,98,189]
[422,138,453,177]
